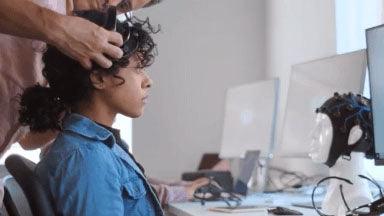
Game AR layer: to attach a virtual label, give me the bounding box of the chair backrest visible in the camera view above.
[197,153,221,170]
[5,155,55,216]
[3,175,33,216]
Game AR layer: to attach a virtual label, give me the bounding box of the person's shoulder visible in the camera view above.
[37,130,114,175]
[52,130,111,154]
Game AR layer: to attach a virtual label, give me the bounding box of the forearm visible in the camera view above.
[116,0,161,12]
[151,184,188,206]
[149,177,209,206]
[0,0,65,45]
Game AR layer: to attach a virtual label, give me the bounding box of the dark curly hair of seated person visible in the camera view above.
[18,13,158,132]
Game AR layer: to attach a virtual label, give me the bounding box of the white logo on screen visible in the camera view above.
[240,109,254,125]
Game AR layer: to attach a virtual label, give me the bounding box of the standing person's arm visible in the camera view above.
[0,0,123,69]
[116,0,163,12]
[71,0,160,12]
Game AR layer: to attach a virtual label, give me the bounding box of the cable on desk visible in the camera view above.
[311,176,353,216]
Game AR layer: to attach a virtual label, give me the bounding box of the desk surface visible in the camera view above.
[168,192,320,216]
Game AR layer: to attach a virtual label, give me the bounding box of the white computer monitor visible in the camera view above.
[219,79,279,158]
[366,24,384,165]
[275,50,366,157]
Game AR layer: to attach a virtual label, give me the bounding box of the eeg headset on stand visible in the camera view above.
[316,92,374,168]
[312,93,384,215]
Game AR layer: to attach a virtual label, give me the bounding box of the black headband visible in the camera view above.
[316,92,373,167]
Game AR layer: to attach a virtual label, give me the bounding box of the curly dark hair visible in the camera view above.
[19,11,157,132]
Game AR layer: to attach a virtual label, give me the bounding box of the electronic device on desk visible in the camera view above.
[366,24,384,166]
[219,79,279,159]
[219,79,279,193]
[182,170,234,193]
[277,50,366,159]
[182,150,260,195]
[268,207,303,215]
[233,150,260,195]
[359,23,384,215]
[192,176,242,207]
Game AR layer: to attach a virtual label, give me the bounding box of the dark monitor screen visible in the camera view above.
[366,24,384,165]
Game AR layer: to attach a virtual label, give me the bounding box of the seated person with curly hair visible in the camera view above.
[18,8,164,216]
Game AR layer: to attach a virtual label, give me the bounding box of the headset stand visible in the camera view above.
[322,152,372,215]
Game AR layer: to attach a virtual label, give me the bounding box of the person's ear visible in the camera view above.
[348,125,363,145]
[89,72,106,90]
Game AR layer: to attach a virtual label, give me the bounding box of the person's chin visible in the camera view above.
[124,109,144,118]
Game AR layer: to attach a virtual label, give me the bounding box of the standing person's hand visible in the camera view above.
[49,14,124,69]
[62,0,163,69]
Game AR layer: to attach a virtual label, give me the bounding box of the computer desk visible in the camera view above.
[168,192,320,216]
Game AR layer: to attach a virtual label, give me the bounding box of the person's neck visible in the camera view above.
[74,99,116,127]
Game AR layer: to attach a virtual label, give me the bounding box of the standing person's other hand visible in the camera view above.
[49,14,123,69]
[62,0,164,69]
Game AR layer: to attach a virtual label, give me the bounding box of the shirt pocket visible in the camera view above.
[122,178,147,199]
[122,178,153,215]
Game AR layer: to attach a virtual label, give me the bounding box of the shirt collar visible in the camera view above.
[62,113,116,147]
[97,123,121,140]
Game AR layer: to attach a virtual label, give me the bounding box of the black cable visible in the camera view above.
[312,176,353,216]
[224,193,242,208]
[311,175,383,215]
[345,175,384,215]
[358,174,384,198]
[193,177,242,207]
[347,202,371,215]
[339,184,351,212]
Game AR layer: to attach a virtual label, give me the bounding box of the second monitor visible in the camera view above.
[276,50,367,157]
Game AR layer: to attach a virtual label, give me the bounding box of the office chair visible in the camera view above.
[197,153,221,170]
[4,154,55,216]
[3,175,33,216]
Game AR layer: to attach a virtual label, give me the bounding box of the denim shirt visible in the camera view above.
[35,113,164,216]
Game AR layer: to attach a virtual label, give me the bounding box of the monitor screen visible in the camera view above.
[276,50,366,157]
[366,24,384,165]
[219,79,279,158]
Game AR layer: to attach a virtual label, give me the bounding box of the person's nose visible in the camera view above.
[142,73,153,89]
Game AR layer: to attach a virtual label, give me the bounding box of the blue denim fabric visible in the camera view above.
[35,113,164,216]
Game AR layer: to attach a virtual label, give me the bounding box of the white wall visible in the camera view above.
[336,0,384,53]
[133,0,267,180]
[265,0,337,174]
